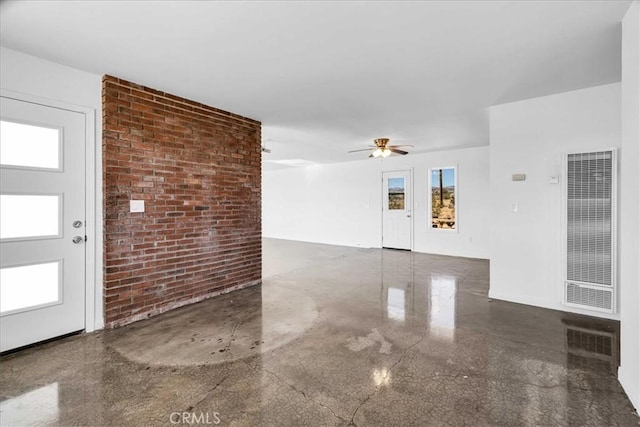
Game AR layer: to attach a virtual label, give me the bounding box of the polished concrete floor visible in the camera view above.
[1,238,638,426]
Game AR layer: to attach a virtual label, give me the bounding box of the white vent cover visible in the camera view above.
[565,282,613,313]
[564,150,616,313]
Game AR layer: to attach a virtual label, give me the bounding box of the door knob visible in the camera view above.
[73,220,83,228]
[72,236,84,244]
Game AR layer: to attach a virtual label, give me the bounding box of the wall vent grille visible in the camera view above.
[564,150,616,313]
[565,282,613,312]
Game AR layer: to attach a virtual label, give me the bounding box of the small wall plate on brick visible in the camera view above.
[130,200,145,213]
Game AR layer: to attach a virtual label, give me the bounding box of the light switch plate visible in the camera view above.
[130,200,145,213]
[512,173,526,181]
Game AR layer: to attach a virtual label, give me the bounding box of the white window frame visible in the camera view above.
[428,165,458,233]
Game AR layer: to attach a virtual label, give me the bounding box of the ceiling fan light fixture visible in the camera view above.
[348,137,411,158]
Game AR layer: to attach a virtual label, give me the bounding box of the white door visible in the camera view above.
[0,96,86,352]
[382,170,412,250]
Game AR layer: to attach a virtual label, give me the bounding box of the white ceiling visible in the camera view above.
[0,1,631,170]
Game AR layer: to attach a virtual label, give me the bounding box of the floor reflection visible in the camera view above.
[380,249,415,324]
[563,315,619,375]
[378,251,459,341]
[0,382,59,426]
[372,368,391,387]
[386,287,406,322]
[429,275,456,342]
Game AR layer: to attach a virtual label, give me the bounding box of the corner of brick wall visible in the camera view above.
[102,75,261,327]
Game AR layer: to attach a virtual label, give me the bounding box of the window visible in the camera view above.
[430,167,456,230]
[0,120,61,170]
[0,194,61,240]
[387,177,405,210]
[1,261,62,314]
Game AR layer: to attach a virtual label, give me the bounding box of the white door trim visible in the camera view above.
[1,88,101,332]
[381,168,414,251]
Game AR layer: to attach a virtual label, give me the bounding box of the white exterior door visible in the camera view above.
[382,170,412,250]
[0,96,86,352]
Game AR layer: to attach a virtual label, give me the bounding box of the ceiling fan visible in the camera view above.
[261,139,271,153]
[348,138,413,158]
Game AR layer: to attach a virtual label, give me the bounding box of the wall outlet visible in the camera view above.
[130,200,145,213]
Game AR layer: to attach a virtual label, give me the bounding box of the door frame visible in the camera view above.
[381,168,414,251]
[1,89,100,332]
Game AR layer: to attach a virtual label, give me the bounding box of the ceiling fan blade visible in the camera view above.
[348,148,375,153]
[369,153,374,158]
[390,148,408,155]
[389,144,414,149]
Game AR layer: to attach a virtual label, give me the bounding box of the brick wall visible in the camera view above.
[102,75,262,327]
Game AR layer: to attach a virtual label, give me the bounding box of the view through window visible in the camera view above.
[431,167,456,230]
[388,177,405,210]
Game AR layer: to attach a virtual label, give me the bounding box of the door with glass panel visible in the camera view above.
[382,170,412,250]
[0,96,85,352]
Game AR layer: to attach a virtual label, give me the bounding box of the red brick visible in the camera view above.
[102,75,261,328]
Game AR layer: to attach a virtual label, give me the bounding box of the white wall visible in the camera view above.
[619,0,640,411]
[263,146,490,259]
[489,83,621,320]
[0,47,104,330]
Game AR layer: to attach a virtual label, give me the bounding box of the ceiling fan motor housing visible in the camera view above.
[374,138,389,148]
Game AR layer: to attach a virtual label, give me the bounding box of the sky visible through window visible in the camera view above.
[388,177,404,190]
[432,168,455,187]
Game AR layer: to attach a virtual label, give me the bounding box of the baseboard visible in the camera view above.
[488,289,620,321]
